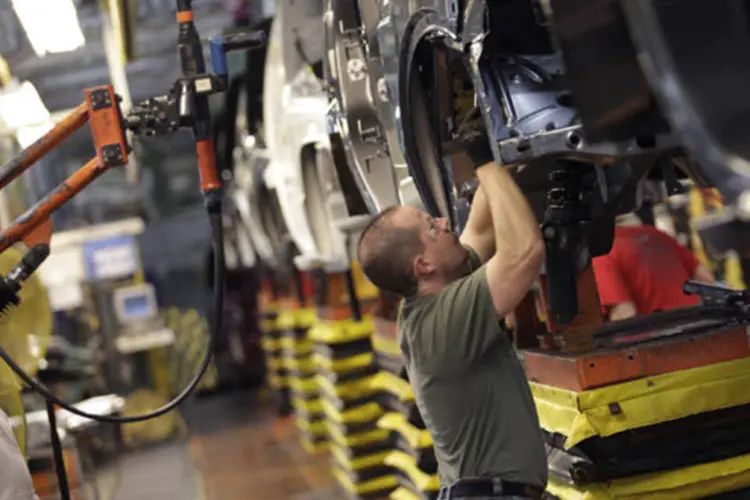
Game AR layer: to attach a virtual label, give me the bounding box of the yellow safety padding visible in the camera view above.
[316,373,381,400]
[260,319,277,332]
[391,486,422,500]
[261,337,282,352]
[385,450,440,492]
[313,351,374,373]
[327,423,390,448]
[309,317,374,344]
[322,399,384,424]
[299,437,329,454]
[372,333,401,357]
[296,308,319,328]
[268,374,289,388]
[292,397,324,415]
[272,308,318,330]
[290,375,319,394]
[276,310,297,330]
[532,357,750,448]
[284,356,316,373]
[296,417,328,437]
[332,466,398,495]
[280,336,314,352]
[371,371,414,402]
[331,443,391,471]
[266,357,285,371]
[547,452,750,500]
[377,413,433,449]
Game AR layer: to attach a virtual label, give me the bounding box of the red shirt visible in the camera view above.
[592,225,701,315]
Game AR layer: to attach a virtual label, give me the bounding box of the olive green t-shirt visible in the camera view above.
[397,248,548,488]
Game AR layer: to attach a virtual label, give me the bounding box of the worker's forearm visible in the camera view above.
[475,163,542,258]
[464,185,492,235]
[460,185,496,259]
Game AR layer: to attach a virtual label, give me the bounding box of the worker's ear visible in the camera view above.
[413,253,435,277]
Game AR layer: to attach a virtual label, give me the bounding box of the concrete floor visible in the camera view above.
[91,389,346,500]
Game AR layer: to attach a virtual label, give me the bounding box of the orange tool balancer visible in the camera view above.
[0,85,128,254]
[0,0,266,284]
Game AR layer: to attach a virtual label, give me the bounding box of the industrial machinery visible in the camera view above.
[282,0,750,498]
[310,0,750,323]
[254,0,372,275]
[217,15,286,271]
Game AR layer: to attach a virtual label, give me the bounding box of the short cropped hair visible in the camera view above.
[357,206,424,297]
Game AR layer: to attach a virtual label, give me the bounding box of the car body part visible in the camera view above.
[263,1,363,272]
[324,0,403,213]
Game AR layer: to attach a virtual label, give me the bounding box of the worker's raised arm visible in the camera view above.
[446,107,544,318]
[476,165,545,317]
[459,185,495,263]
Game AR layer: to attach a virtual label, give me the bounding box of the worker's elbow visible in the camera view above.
[510,238,544,278]
[526,237,545,267]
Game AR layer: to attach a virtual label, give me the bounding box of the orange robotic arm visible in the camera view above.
[0,86,128,254]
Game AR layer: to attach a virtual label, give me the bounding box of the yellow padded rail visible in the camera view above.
[309,317,374,344]
[289,375,319,394]
[276,308,318,330]
[279,336,314,352]
[546,452,750,500]
[312,351,374,373]
[295,417,327,437]
[322,399,384,425]
[327,424,390,448]
[291,397,323,415]
[275,309,297,330]
[315,373,381,400]
[299,437,329,454]
[371,371,414,402]
[331,444,391,471]
[385,450,440,492]
[260,318,277,332]
[261,337,281,352]
[532,357,750,448]
[377,412,433,450]
[332,467,398,495]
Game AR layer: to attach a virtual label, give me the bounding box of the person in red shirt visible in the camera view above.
[592,214,715,321]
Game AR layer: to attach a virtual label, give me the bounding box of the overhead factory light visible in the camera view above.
[0,81,54,149]
[16,122,54,149]
[12,0,85,57]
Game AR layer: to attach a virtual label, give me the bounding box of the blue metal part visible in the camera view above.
[209,37,228,76]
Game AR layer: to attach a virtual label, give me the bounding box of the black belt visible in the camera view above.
[443,478,544,499]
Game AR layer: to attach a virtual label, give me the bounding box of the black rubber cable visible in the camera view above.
[46,399,71,500]
[0,207,225,423]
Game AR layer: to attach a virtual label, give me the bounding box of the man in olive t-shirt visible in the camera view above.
[357,108,548,499]
[398,245,547,490]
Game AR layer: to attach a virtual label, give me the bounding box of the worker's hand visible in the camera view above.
[444,106,496,168]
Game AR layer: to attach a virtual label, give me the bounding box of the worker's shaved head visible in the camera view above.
[357,206,424,296]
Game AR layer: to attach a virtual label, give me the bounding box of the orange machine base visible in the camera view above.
[522,326,750,392]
